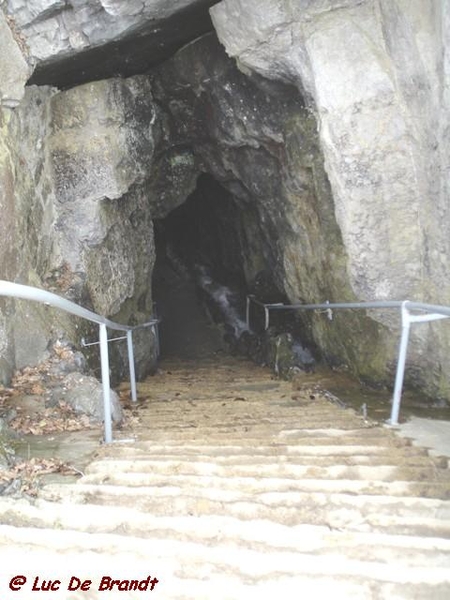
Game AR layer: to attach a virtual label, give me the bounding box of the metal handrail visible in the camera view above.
[0,280,158,443]
[246,295,450,425]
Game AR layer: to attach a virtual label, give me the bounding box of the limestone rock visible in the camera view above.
[0,78,158,381]
[211,0,450,394]
[0,9,31,108]
[0,0,449,403]
[47,76,157,319]
[12,301,51,370]
[49,76,156,205]
[211,0,448,304]
[58,372,123,425]
[2,0,217,87]
[152,33,392,384]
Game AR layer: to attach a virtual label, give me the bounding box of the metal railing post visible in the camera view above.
[389,302,411,425]
[153,323,160,358]
[127,330,137,403]
[264,306,270,331]
[246,295,251,330]
[99,323,113,443]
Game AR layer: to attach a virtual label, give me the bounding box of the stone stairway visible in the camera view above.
[1,356,450,599]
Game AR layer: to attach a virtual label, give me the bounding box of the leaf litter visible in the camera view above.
[0,341,101,496]
[0,457,82,497]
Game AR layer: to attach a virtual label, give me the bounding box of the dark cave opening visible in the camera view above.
[152,173,249,359]
[152,173,316,371]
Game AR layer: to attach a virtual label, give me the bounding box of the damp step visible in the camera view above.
[93,451,445,468]
[39,480,450,516]
[1,524,450,599]
[2,493,450,538]
[3,355,450,599]
[102,443,431,458]
[82,460,450,484]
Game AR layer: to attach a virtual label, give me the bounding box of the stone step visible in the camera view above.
[39,481,450,520]
[0,494,450,548]
[4,355,450,600]
[72,474,450,499]
[83,459,450,483]
[138,409,356,420]
[1,504,450,567]
[7,490,450,537]
[136,416,358,425]
[131,419,368,432]
[94,452,445,468]
[126,434,413,447]
[135,405,355,417]
[133,424,373,436]
[3,546,448,600]
[1,524,450,592]
[102,443,430,458]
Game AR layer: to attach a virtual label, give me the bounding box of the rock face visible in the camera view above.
[48,76,157,317]
[211,0,448,301]
[2,0,218,88]
[0,10,30,107]
[0,0,449,402]
[211,0,450,392]
[150,33,395,383]
[59,372,123,425]
[0,77,159,383]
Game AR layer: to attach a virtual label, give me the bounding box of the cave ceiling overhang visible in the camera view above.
[3,0,220,89]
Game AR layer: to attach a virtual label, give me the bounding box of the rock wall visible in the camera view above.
[211,0,450,395]
[0,0,449,399]
[0,9,30,107]
[1,0,217,88]
[0,4,32,382]
[0,77,160,383]
[150,34,395,382]
[3,0,213,63]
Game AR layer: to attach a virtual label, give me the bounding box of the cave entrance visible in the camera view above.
[152,173,248,359]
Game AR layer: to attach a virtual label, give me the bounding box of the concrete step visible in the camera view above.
[3,355,450,599]
[39,482,450,525]
[1,524,449,592]
[101,442,431,458]
[126,434,415,447]
[72,474,450,499]
[93,452,445,468]
[83,459,450,484]
[1,496,450,542]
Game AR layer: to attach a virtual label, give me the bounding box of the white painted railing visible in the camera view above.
[0,280,158,443]
[246,295,450,425]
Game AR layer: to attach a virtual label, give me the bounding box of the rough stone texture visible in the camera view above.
[4,0,211,55]
[151,34,394,384]
[44,77,157,329]
[49,77,156,205]
[0,77,159,383]
[0,418,15,470]
[1,0,217,88]
[48,77,158,322]
[211,0,450,395]
[0,10,31,107]
[0,88,81,379]
[210,0,438,300]
[0,87,66,382]
[13,301,51,370]
[59,372,123,424]
[0,108,17,383]
[0,0,448,402]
